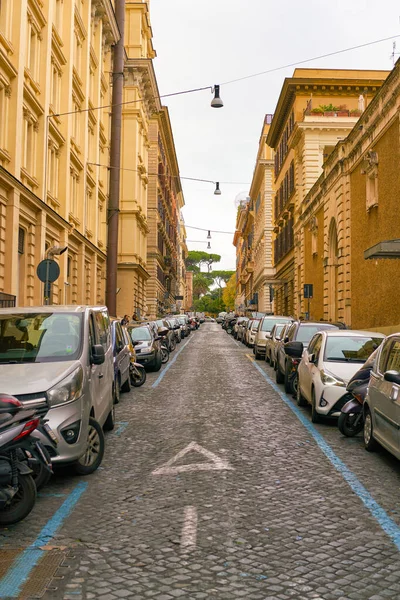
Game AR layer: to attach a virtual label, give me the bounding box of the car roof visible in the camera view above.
[322,330,386,338]
[0,305,106,315]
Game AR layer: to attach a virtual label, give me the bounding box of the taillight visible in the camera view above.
[13,418,40,441]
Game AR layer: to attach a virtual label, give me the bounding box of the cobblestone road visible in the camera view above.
[2,323,400,599]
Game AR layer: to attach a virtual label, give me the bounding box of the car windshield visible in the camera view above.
[251,320,260,330]
[261,318,290,332]
[129,327,152,342]
[177,317,186,324]
[0,312,82,363]
[324,336,384,363]
[297,324,336,344]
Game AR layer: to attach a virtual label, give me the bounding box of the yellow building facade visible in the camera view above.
[233,197,253,313]
[266,68,389,318]
[249,115,275,314]
[0,0,118,306]
[299,60,400,333]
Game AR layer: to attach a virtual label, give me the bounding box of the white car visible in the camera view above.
[295,330,385,423]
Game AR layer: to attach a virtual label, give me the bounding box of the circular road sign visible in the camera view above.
[37,259,60,283]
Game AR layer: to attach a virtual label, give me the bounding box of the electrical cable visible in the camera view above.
[87,162,249,186]
[48,34,399,119]
[185,225,235,235]
[221,34,400,86]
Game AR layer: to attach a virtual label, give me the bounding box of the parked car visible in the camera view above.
[363,333,400,458]
[176,315,190,338]
[0,306,115,475]
[166,317,183,343]
[276,320,339,394]
[254,316,292,360]
[127,324,162,372]
[266,323,289,368]
[111,318,132,403]
[246,319,261,348]
[236,317,249,342]
[293,330,385,423]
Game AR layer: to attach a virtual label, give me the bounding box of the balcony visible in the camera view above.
[246,260,254,273]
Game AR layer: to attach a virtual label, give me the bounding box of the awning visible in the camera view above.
[364,240,400,260]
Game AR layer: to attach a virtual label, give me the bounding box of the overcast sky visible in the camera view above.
[151,0,399,271]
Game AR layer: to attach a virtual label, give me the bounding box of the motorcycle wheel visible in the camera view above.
[0,473,37,526]
[74,418,105,476]
[338,411,363,437]
[131,365,146,387]
[170,338,176,352]
[161,347,169,364]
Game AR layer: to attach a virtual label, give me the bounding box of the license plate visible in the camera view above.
[43,423,58,445]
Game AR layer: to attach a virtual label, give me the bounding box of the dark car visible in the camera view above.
[166,317,183,343]
[276,320,339,394]
[111,319,132,403]
[127,324,162,372]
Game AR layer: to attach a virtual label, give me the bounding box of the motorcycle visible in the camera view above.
[0,394,53,525]
[130,362,147,387]
[157,326,170,364]
[338,349,378,437]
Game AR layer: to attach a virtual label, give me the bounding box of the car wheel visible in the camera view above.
[364,408,379,452]
[104,405,115,432]
[161,347,169,364]
[74,418,105,475]
[311,389,321,423]
[265,350,270,364]
[113,378,120,404]
[276,363,284,384]
[121,371,131,393]
[284,363,293,394]
[296,380,308,407]
[152,353,162,372]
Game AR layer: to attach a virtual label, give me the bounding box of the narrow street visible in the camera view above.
[2,323,400,600]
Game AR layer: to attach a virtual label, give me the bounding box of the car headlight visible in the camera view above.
[139,347,152,354]
[320,369,346,387]
[48,366,84,408]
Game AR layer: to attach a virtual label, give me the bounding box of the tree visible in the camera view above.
[192,273,212,300]
[212,270,235,289]
[222,274,236,311]
[186,251,221,273]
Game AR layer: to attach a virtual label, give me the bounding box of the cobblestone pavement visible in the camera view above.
[2,323,400,599]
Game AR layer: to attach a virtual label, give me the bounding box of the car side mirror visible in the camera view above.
[384,370,400,385]
[91,344,105,365]
[284,336,289,343]
[284,341,304,358]
[131,340,139,346]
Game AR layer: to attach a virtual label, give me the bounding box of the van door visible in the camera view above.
[88,312,104,423]
[371,338,400,454]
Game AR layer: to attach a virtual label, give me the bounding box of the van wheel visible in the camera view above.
[113,378,120,404]
[121,372,131,393]
[276,364,284,384]
[74,418,105,475]
[104,406,115,432]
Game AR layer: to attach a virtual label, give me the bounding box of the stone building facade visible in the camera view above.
[298,59,400,333]
[266,68,389,318]
[0,0,119,306]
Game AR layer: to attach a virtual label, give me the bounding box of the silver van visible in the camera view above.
[0,306,114,475]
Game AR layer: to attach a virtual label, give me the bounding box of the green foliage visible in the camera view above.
[222,274,236,311]
[212,270,236,288]
[186,251,221,273]
[193,294,225,315]
[192,273,213,300]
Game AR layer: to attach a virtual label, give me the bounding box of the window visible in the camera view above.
[50,62,61,113]
[54,0,63,33]
[47,140,60,200]
[18,228,25,254]
[377,340,391,374]
[324,336,383,363]
[366,171,378,211]
[385,340,400,373]
[26,19,41,82]
[70,169,79,216]
[94,310,108,350]
[22,110,38,176]
[312,335,323,360]
[71,99,81,145]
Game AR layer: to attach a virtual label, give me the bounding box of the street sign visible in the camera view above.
[304,284,313,299]
[175,295,184,300]
[37,259,60,283]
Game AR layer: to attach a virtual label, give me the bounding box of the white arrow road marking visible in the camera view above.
[180,506,198,551]
[152,441,233,475]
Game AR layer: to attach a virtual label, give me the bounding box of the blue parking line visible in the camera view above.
[249,358,400,551]
[152,336,194,389]
[114,421,129,437]
[0,481,88,598]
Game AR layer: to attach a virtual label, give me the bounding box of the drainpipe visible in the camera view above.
[106,0,125,316]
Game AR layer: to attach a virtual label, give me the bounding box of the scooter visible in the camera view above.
[338,349,377,437]
[0,394,53,525]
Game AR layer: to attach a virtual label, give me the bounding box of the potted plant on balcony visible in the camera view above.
[310,106,324,116]
[350,108,362,117]
[337,104,349,117]
[321,103,339,116]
